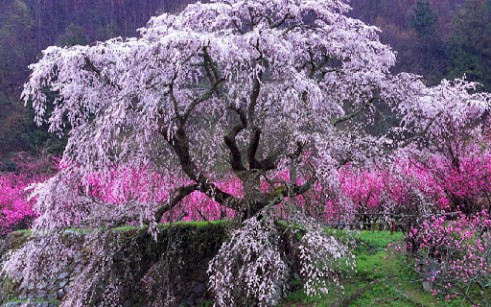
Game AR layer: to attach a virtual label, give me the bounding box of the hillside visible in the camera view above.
[1,0,490,160]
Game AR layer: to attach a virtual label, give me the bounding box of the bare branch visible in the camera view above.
[269,13,292,29]
[284,175,317,197]
[154,183,199,222]
[248,128,261,169]
[224,106,247,171]
[181,47,225,123]
[398,111,443,148]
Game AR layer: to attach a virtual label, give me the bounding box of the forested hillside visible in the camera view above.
[0,0,490,162]
[1,1,491,305]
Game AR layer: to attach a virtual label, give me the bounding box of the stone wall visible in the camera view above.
[0,222,228,306]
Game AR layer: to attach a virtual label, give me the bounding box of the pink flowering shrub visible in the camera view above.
[84,167,239,222]
[332,147,491,228]
[339,166,385,212]
[6,145,491,233]
[0,174,37,234]
[423,149,491,214]
[331,162,441,229]
[408,212,491,305]
[0,154,54,235]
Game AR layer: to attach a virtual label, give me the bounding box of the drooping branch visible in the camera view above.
[83,56,122,91]
[331,97,377,126]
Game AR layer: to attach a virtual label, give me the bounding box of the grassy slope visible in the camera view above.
[282,230,467,307]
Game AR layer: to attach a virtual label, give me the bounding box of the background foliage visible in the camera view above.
[1,0,491,164]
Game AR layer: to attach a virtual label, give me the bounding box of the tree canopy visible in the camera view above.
[5,1,491,305]
[22,0,491,230]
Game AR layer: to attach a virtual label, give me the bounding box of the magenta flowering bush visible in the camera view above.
[0,154,55,235]
[84,166,239,222]
[5,148,491,234]
[408,212,491,305]
[424,149,491,214]
[0,173,37,235]
[339,166,385,212]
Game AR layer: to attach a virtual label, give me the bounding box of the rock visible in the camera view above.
[57,272,69,280]
[193,283,206,295]
[57,288,65,299]
[422,280,433,292]
[48,291,57,300]
[36,289,47,298]
[59,279,68,288]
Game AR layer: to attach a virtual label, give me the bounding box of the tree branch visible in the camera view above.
[398,111,443,148]
[257,144,286,171]
[154,183,198,222]
[83,56,122,91]
[331,97,377,126]
[182,48,225,123]
[160,124,241,213]
[224,106,247,171]
[283,175,317,197]
[248,128,261,169]
[269,13,292,29]
[247,42,264,169]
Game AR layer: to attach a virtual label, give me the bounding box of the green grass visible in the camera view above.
[4,298,61,305]
[10,229,32,236]
[10,220,230,236]
[282,230,468,307]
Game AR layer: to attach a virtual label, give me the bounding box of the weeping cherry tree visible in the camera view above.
[12,0,491,305]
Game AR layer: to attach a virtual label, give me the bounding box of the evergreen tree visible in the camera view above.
[411,0,438,36]
[449,0,491,90]
[0,0,37,158]
[410,0,447,84]
[56,24,89,47]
